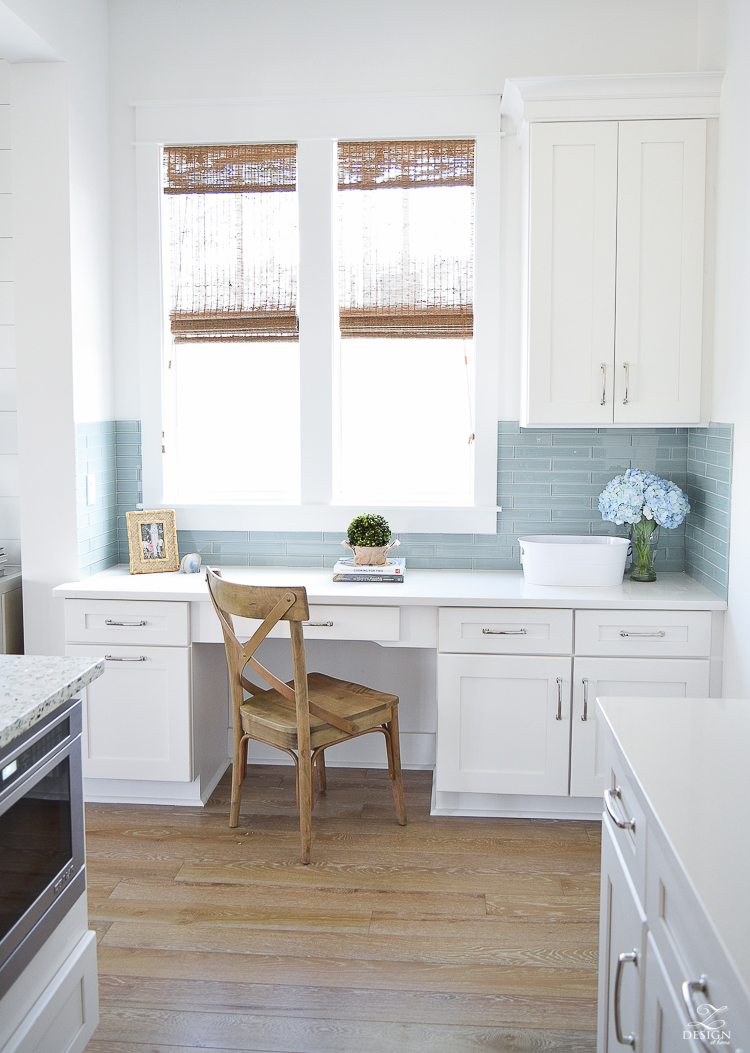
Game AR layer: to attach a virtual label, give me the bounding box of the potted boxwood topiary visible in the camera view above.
[341,513,401,566]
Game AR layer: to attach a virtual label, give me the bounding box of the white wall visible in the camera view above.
[709,0,750,693]
[0,0,111,652]
[108,0,718,420]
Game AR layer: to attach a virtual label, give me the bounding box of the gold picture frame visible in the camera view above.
[126,509,179,574]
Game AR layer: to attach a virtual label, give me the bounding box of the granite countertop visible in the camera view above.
[0,655,105,749]
[52,565,727,610]
[598,696,750,994]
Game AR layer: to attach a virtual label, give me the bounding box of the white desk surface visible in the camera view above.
[598,696,750,994]
[54,565,727,610]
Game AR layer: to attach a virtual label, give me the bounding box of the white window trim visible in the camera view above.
[134,91,502,533]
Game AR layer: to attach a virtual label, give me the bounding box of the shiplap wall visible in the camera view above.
[0,63,19,566]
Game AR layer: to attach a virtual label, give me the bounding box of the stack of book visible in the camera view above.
[0,547,8,576]
[333,557,405,583]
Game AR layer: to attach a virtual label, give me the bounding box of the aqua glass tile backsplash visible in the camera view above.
[77,419,731,599]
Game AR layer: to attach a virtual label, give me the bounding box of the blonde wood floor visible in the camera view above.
[83,765,601,1053]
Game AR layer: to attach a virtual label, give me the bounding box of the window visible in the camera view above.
[336,140,475,505]
[138,94,501,532]
[162,144,300,503]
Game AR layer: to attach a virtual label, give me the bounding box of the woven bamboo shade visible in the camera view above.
[164,144,298,342]
[338,139,474,339]
[338,140,474,191]
[164,144,296,195]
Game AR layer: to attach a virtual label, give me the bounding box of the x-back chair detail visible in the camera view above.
[206,567,407,863]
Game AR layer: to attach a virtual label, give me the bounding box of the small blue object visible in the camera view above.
[180,552,202,574]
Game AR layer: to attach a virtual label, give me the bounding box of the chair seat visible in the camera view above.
[240,672,398,750]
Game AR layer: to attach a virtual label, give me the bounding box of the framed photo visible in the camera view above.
[126,510,179,574]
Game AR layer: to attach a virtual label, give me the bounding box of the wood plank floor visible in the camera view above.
[84,765,601,1053]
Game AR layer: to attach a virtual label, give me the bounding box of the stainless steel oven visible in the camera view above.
[0,698,85,996]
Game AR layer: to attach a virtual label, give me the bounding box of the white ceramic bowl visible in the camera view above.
[518,534,629,587]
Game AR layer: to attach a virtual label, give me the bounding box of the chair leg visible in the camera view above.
[315,749,327,793]
[386,709,407,826]
[298,748,313,864]
[230,734,249,829]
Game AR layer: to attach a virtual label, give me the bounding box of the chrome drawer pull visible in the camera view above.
[556,677,563,721]
[105,619,147,627]
[304,621,334,627]
[681,977,742,1053]
[600,363,607,406]
[105,655,147,662]
[482,628,527,635]
[622,361,630,406]
[614,950,638,1047]
[604,787,636,832]
[619,630,665,638]
[582,678,589,721]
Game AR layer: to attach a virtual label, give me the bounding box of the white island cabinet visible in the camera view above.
[55,566,725,819]
[597,697,750,1053]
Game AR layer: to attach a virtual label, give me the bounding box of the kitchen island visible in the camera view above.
[0,655,104,1053]
[597,695,750,1052]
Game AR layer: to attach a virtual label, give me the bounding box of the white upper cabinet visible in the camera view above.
[614,119,706,424]
[502,74,722,428]
[527,121,618,425]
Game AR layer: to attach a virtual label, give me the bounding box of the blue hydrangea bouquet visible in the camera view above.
[598,468,690,582]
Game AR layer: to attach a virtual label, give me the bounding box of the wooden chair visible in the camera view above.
[206,567,407,863]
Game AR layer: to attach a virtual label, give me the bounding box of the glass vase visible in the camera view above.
[629,520,660,582]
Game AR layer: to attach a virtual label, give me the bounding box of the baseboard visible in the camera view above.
[431,781,603,820]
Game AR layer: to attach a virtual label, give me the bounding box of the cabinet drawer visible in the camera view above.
[439,607,572,655]
[65,599,190,647]
[195,603,400,644]
[575,609,711,657]
[646,832,750,1042]
[602,742,648,904]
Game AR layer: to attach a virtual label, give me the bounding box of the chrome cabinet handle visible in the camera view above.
[582,678,589,721]
[619,630,665,638]
[614,950,638,1048]
[105,655,147,662]
[622,362,630,405]
[601,363,607,406]
[304,621,334,627]
[482,628,527,635]
[604,787,636,832]
[681,977,742,1053]
[556,677,563,721]
[105,619,147,627]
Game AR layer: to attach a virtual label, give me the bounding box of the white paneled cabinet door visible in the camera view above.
[436,654,571,795]
[526,121,618,425]
[571,657,710,799]
[642,934,702,1053]
[614,119,707,424]
[66,644,192,782]
[598,817,646,1053]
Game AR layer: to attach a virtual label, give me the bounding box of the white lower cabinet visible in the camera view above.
[436,654,572,795]
[598,816,646,1053]
[66,644,192,782]
[643,934,702,1053]
[570,657,711,798]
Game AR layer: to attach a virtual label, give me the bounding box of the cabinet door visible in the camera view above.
[598,817,646,1053]
[436,654,571,795]
[614,119,706,424]
[571,658,710,799]
[526,121,618,425]
[643,933,702,1053]
[66,644,192,782]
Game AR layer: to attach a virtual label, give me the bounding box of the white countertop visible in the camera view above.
[53,565,727,610]
[0,655,105,749]
[598,696,750,992]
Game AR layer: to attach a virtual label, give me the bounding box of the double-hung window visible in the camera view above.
[141,99,501,533]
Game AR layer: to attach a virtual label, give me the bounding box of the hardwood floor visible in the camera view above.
[84,765,601,1053]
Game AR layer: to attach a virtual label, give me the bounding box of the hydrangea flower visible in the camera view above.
[598,468,689,528]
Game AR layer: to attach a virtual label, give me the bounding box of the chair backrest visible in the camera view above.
[206,567,311,731]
